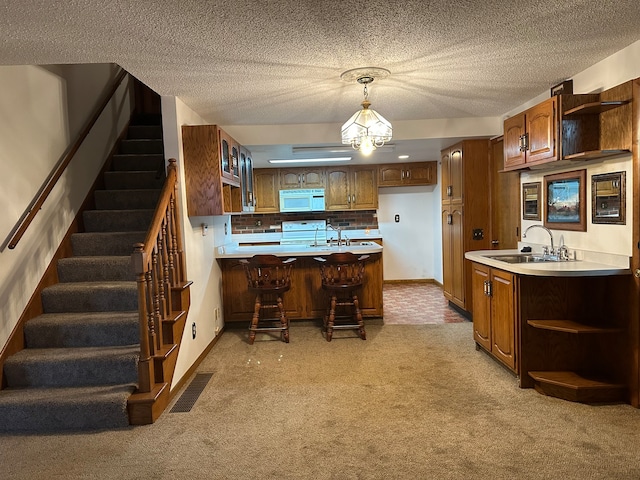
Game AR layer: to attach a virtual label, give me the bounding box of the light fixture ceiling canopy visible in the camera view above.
[340,67,392,156]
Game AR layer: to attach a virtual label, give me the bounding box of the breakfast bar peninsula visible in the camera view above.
[216,242,383,323]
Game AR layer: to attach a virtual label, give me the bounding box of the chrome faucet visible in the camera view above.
[326,223,342,246]
[522,224,554,255]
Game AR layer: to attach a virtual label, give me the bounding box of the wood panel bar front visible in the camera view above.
[219,253,383,323]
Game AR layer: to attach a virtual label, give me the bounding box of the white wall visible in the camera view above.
[0,64,132,349]
[160,97,230,390]
[378,184,441,281]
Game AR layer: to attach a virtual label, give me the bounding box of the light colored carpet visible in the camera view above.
[1,322,639,479]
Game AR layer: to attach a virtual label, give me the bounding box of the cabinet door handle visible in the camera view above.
[298,174,302,184]
[483,280,487,296]
[406,170,411,179]
[302,174,306,184]
[347,195,351,204]
[447,214,452,225]
[487,281,492,297]
[491,240,499,246]
[447,185,452,197]
[352,194,355,204]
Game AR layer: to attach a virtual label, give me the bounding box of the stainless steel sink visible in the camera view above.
[487,254,561,264]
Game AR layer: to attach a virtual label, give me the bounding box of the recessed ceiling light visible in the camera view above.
[398,155,409,159]
[268,157,352,164]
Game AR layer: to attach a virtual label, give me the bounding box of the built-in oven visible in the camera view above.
[279,188,325,213]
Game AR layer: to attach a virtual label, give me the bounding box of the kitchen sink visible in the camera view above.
[487,254,565,264]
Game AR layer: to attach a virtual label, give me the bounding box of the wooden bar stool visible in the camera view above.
[315,252,369,342]
[240,255,296,344]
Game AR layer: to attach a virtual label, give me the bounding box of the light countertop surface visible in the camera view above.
[216,241,383,259]
[466,249,631,277]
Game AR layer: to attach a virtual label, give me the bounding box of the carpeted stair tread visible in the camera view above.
[0,384,136,432]
[57,256,134,282]
[4,345,139,388]
[119,139,164,154]
[127,124,162,139]
[94,188,161,210]
[24,311,139,348]
[41,281,137,313]
[112,153,165,172]
[71,231,146,256]
[104,170,165,190]
[83,209,155,232]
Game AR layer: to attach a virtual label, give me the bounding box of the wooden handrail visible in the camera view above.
[131,159,187,393]
[6,68,129,250]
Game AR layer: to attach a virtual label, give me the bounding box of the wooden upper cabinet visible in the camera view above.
[279,167,325,189]
[378,161,436,187]
[253,168,279,213]
[350,166,378,209]
[503,97,558,170]
[526,98,557,165]
[182,125,242,216]
[325,166,377,210]
[218,129,241,185]
[442,145,463,204]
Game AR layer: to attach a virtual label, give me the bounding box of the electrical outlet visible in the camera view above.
[192,322,196,339]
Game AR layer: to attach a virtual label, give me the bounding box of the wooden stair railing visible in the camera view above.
[5,67,128,251]
[131,159,188,397]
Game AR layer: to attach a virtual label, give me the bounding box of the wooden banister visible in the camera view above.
[131,159,187,393]
[6,68,129,250]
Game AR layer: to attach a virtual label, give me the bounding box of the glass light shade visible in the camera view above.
[341,102,392,154]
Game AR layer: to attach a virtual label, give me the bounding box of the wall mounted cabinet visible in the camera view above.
[279,167,326,190]
[182,125,245,216]
[325,166,377,211]
[503,81,633,171]
[218,129,241,185]
[253,168,280,213]
[378,161,437,187]
[239,147,255,212]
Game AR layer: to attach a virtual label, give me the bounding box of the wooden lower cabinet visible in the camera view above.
[442,208,465,308]
[471,262,517,372]
[219,253,383,323]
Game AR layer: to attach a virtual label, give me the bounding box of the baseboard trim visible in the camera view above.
[383,279,437,285]
[168,328,225,402]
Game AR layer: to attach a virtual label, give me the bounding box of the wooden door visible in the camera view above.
[253,169,279,213]
[378,165,404,186]
[325,167,350,210]
[526,97,557,165]
[490,137,520,249]
[403,162,436,186]
[351,166,377,209]
[449,146,464,204]
[503,113,526,169]
[490,268,516,371]
[442,209,453,301]
[471,263,491,351]
[279,168,303,189]
[441,150,451,203]
[301,168,325,188]
[450,208,465,308]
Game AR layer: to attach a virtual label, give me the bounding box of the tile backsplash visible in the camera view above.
[231,211,378,234]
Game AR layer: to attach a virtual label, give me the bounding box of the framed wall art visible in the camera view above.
[544,169,586,232]
[592,171,625,225]
[522,182,541,220]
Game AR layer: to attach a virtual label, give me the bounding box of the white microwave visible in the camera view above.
[279,188,325,213]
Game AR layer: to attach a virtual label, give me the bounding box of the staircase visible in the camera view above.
[0,116,167,433]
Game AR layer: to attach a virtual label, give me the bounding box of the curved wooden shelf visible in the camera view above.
[527,319,623,334]
[563,101,629,116]
[529,371,626,403]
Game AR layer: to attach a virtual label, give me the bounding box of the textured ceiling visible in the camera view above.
[1,0,640,166]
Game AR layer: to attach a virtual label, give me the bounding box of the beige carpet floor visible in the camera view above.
[2,322,639,479]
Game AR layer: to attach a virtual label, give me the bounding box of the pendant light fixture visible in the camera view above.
[340,67,392,156]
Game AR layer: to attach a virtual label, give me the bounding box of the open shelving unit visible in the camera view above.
[561,85,633,162]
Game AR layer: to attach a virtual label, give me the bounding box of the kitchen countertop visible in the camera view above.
[466,249,631,277]
[216,241,383,259]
